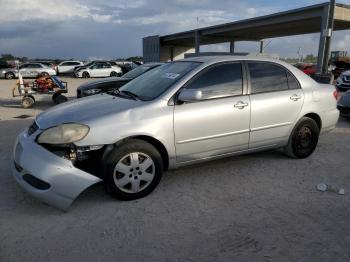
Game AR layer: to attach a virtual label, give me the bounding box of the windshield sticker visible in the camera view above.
[162,73,180,79]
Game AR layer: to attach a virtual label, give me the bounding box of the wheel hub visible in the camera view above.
[113,152,155,194]
[296,126,312,149]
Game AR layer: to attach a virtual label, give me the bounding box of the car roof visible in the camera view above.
[178,55,282,64]
[143,62,163,67]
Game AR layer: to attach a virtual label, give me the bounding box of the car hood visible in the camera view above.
[77,77,132,90]
[36,94,142,129]
[75,66,87,71]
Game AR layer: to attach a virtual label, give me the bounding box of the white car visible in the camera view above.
[56,61,83,74]
[75,62,122,78]
[18,63,56,77]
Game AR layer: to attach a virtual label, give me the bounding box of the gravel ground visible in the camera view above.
[0,78,350,262]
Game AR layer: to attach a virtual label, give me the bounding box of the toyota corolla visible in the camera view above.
[12,56,339,210]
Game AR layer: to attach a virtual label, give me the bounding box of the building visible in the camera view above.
[143,1,350,74]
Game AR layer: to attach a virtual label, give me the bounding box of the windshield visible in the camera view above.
[119,62,199,100]
[122,65,154,79]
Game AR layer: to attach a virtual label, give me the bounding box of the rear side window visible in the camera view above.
[31,64,42,68]
[186,62,243,99]
[287,71,300,90]
[248,62,289,94]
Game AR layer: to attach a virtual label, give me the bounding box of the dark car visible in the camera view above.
[0,61,10,69]
[337,90,350,118]
[77,63,162,98]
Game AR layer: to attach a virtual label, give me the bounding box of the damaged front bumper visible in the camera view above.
[12,131,102,211]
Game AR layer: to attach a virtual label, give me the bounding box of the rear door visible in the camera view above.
[102,63,113,76]
[247,61,304,148]
[91,63,107,77]
[174,62,250,162]
[18,64,29,77]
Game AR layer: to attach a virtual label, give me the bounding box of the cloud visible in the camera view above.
[1,0,347,59]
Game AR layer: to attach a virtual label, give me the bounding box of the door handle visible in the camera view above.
[234,101,249,109]
[290,94,302,101]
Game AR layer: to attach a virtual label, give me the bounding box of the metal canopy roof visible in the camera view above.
[160,2,350,47]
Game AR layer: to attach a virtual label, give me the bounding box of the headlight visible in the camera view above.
[84,89,101,95]
[37,123,89,144]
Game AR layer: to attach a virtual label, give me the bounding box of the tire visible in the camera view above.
[110,71,118,77]
[82,72,90,78]
[21,96,35,108]
[104,139,163,201]
[54,94,68,104]
[52,92,60,102]
[284,117,320,159]
[41,72,49,76]
[5,72,15,80]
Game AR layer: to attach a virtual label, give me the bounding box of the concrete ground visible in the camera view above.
[0,77,350,262]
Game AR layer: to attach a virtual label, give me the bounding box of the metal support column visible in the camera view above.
[260,40,264,53]
[317,0,335,74]
[230,41,235,54]
[195,31,201,54]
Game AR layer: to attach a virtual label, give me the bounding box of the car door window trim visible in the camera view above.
[245,61,301,95]
[174,61,248,105]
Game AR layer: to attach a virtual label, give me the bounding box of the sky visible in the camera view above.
[1,0,350,60]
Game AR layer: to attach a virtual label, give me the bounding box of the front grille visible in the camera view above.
[27,121,39,136]
[14,161,23,172]
[22,174,50,190]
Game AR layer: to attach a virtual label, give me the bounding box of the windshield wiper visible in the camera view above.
[107,89,133,99]
[120,90,142,101]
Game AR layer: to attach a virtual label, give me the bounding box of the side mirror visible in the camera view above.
[178,89,203,102]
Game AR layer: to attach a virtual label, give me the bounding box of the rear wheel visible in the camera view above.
[110,71,118,77]
[104,139,163,200]
[284,117,320,159]
[52,92,60,102]
[5,72,15,79]
[21,96,35,108]
[40,72,49,76]
[53,94,68,104]
[82,72,90,78]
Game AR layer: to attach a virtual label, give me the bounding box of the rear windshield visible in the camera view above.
[119,62,199,100]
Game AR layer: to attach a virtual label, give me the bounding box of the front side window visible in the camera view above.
[29,64,42,68]
[185,62,243,99]
[248,62,289,94]
[119,62,199,101]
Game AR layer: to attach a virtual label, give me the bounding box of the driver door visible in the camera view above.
[174,62,250,163]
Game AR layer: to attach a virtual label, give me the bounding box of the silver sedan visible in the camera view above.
[12,56,339,210]
[0,63,56,79]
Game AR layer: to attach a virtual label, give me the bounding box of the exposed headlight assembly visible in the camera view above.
[84,89,101,95]
[37,123,89,145]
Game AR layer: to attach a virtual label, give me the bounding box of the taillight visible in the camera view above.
[333,90,339,100]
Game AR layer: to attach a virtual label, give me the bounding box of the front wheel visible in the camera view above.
[284,117,320,159]
[110,71,118,77]
[82,72,90,78]
[53,94,68,104]
[5,72,15,79]
[104,139,163,200]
